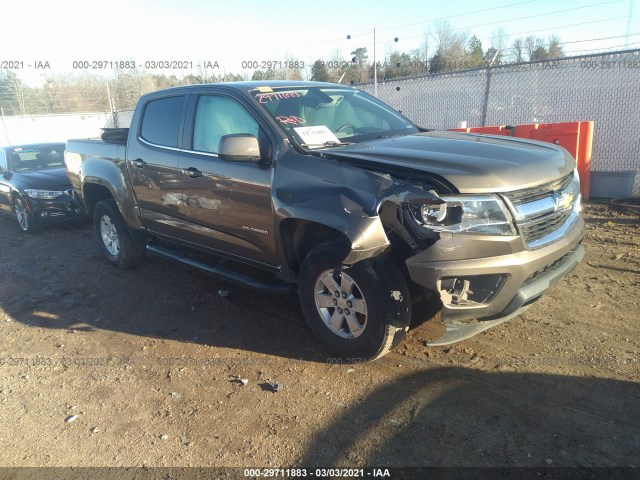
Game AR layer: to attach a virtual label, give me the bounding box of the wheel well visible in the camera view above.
[83,183,114,216]
[280,219,349,273]
[10,191,22,212]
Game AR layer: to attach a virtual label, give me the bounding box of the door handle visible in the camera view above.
[182,167,203,178]
[131,158,146,168]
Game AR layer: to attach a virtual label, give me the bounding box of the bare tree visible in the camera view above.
[428,20,471,72]
[430,19,455,52]
[489,27,509,53]
[280,55,304,80]
[482,28,507,65]
[512,38,525,63]
[1,71,28,115]
[414,32,430,68]
[524,35,545,61]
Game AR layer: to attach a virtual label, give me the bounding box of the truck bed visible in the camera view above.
[65,138,126,163]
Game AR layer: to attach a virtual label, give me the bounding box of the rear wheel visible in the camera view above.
[298,241,412,361]
[13,195,38,234]
[93,199,146,268]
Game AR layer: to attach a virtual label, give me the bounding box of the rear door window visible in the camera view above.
[140,96,185,148]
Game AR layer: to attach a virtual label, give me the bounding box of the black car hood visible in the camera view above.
[10,168,71,190]
[324,131,575,193]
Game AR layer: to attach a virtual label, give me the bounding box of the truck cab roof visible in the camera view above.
[140,80,353,97]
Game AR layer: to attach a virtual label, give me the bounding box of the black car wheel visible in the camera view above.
[298,241,412,361]
[12,195,38,234]
[93,199,146,268]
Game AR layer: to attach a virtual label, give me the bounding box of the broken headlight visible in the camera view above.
[25,189,64,200]
[416,195,516,235]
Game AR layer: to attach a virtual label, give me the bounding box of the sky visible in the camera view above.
[2,0,639,85]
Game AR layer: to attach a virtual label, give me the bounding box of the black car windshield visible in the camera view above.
[9,145,65,172]
[250,86,419,148]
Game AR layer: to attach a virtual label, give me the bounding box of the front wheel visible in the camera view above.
[298,241,412,361]
[13,195,38,234]
[93,199,146,268]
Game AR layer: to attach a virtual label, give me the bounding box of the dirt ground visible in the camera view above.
[0,201,638,474]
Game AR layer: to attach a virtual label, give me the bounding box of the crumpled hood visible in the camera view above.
[325,131,576,193]
[10,168,72,190]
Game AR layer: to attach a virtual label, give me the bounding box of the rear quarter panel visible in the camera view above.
[65,139,143,229]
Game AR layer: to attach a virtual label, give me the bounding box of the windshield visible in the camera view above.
[250,86,419,148]
[9,145,65,172]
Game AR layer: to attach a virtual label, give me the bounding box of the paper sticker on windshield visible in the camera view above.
[256,86,273,93]
[293,126,340,147]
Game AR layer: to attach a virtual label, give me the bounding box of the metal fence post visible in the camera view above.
[1,106,10,144]
[481,65,492,127]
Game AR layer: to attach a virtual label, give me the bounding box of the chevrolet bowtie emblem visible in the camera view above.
[555,191,574,211]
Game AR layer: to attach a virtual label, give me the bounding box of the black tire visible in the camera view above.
[12,194,39,234]
[93,199,146,268]
[298,241,412,361]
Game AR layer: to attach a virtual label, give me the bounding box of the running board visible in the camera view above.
[146,244,293,294]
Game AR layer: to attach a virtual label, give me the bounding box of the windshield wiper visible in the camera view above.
[300,140,353,148]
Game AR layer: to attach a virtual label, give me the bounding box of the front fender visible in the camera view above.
[275,189,390,264]
[273,152,441,264]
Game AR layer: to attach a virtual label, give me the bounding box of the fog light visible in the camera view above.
[438,275,506,307]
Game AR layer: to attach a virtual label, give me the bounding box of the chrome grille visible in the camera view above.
[502,171,580,249]
[519,208,573,245]
[504,173,573,205]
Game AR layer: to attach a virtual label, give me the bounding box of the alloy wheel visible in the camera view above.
[313,269,368,339]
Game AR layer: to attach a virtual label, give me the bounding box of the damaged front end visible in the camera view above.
[376,182,533,346]
[274,150,585,347]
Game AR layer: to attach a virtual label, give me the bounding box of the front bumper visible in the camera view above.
[406,214,585,345]
[25,193,85,223]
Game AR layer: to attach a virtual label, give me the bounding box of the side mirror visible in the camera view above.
[218,134,261,162]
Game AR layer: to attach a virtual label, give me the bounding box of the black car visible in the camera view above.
[0,143,83,233]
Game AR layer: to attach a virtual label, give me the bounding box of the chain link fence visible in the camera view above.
[106,51,640,196]
[359,49,640,196]
[106,110,134,129]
